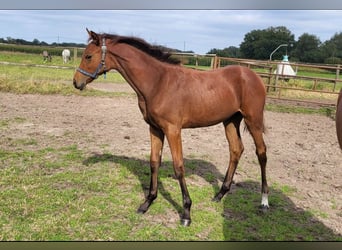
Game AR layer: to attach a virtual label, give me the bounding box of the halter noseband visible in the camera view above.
[77,38,107,79]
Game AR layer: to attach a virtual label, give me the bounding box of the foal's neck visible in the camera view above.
[109,44,168,98]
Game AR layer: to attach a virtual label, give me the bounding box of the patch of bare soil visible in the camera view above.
[0,85,341,235]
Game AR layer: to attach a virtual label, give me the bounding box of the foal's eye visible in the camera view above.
[85,55,92,60]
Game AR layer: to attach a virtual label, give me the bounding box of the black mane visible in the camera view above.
[98,33,180,65]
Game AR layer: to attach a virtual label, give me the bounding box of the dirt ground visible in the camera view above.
[0,82,341,236]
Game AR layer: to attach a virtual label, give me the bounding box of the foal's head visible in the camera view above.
[73,29,109,90]
[73,29,180,90]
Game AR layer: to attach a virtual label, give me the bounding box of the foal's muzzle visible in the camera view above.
[73,79,86,91]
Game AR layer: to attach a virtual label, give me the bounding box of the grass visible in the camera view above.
[0,78,127,97]
[0,112,338,240]
[0,143,340,240]
[265,103,336,118]
[0,63,128,97]
[270,78,341,96]
[0,51,76,65]
[0,63,126,84]
[0,51,127,86]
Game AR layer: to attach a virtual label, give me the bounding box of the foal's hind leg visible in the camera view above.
[244,117,269,210]
[213,113,244,202]
[137,126,164,214]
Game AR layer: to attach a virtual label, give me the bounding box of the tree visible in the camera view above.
[6,37,14,43]
[240,26,295,60]
[320,32,342,64]
[32,39,40,45]
[293,33,322,63]
[207,46,241,58]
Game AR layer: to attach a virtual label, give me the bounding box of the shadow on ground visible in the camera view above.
[84,153,341,241]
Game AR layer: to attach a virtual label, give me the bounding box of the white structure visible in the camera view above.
[275,55,296,79]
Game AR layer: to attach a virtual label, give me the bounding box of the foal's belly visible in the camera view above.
[181,102,239,128]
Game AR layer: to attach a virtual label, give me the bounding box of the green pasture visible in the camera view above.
[0,49,81,66]
[0,140,340,240]
[0,51,127,96]
[0,64,127,97]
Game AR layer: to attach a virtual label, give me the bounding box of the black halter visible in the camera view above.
[77,38,107,79]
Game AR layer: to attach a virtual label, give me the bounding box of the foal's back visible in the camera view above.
[162,65,266,128]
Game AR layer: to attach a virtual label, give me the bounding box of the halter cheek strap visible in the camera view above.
[77,38,107,79]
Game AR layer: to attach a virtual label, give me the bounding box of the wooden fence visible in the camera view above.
[173,53,341,107]
[1,45,340,108]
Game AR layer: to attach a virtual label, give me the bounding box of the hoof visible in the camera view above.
[180,219,191,227]
[212,197,220,203]
[212,194,223,202]
[137,206,148,214]
[259,205,269,214]
[137,200,152,214]
[137,208,146,214]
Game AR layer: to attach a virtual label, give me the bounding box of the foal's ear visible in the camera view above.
[86,28,100,46]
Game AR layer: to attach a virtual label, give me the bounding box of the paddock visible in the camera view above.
[0,90,340,240]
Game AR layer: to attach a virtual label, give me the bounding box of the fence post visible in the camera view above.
[73,48,78,66]
[313,79,318,90]
[266,65,272,92]
[210,57,214,69]
[335,64,340,92]
[274,63,280,93]
[210,56,218,69]
[212,56,219,69]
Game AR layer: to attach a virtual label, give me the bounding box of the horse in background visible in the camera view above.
[42,50,51,63]
[336,89,342,149]
[62,49,71,64]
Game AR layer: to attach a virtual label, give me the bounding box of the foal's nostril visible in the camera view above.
[73,80,86,91]
[73,79,84,90]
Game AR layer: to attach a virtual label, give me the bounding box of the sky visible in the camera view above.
[1,10,342,54]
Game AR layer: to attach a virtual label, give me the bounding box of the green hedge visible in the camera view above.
[0,43,82,57]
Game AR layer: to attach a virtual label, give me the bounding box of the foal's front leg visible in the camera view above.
[137,126,164,214]
[166,127,192,226]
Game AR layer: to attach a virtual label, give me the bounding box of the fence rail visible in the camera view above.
[1,49,340,108]
[172,53,341,107]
